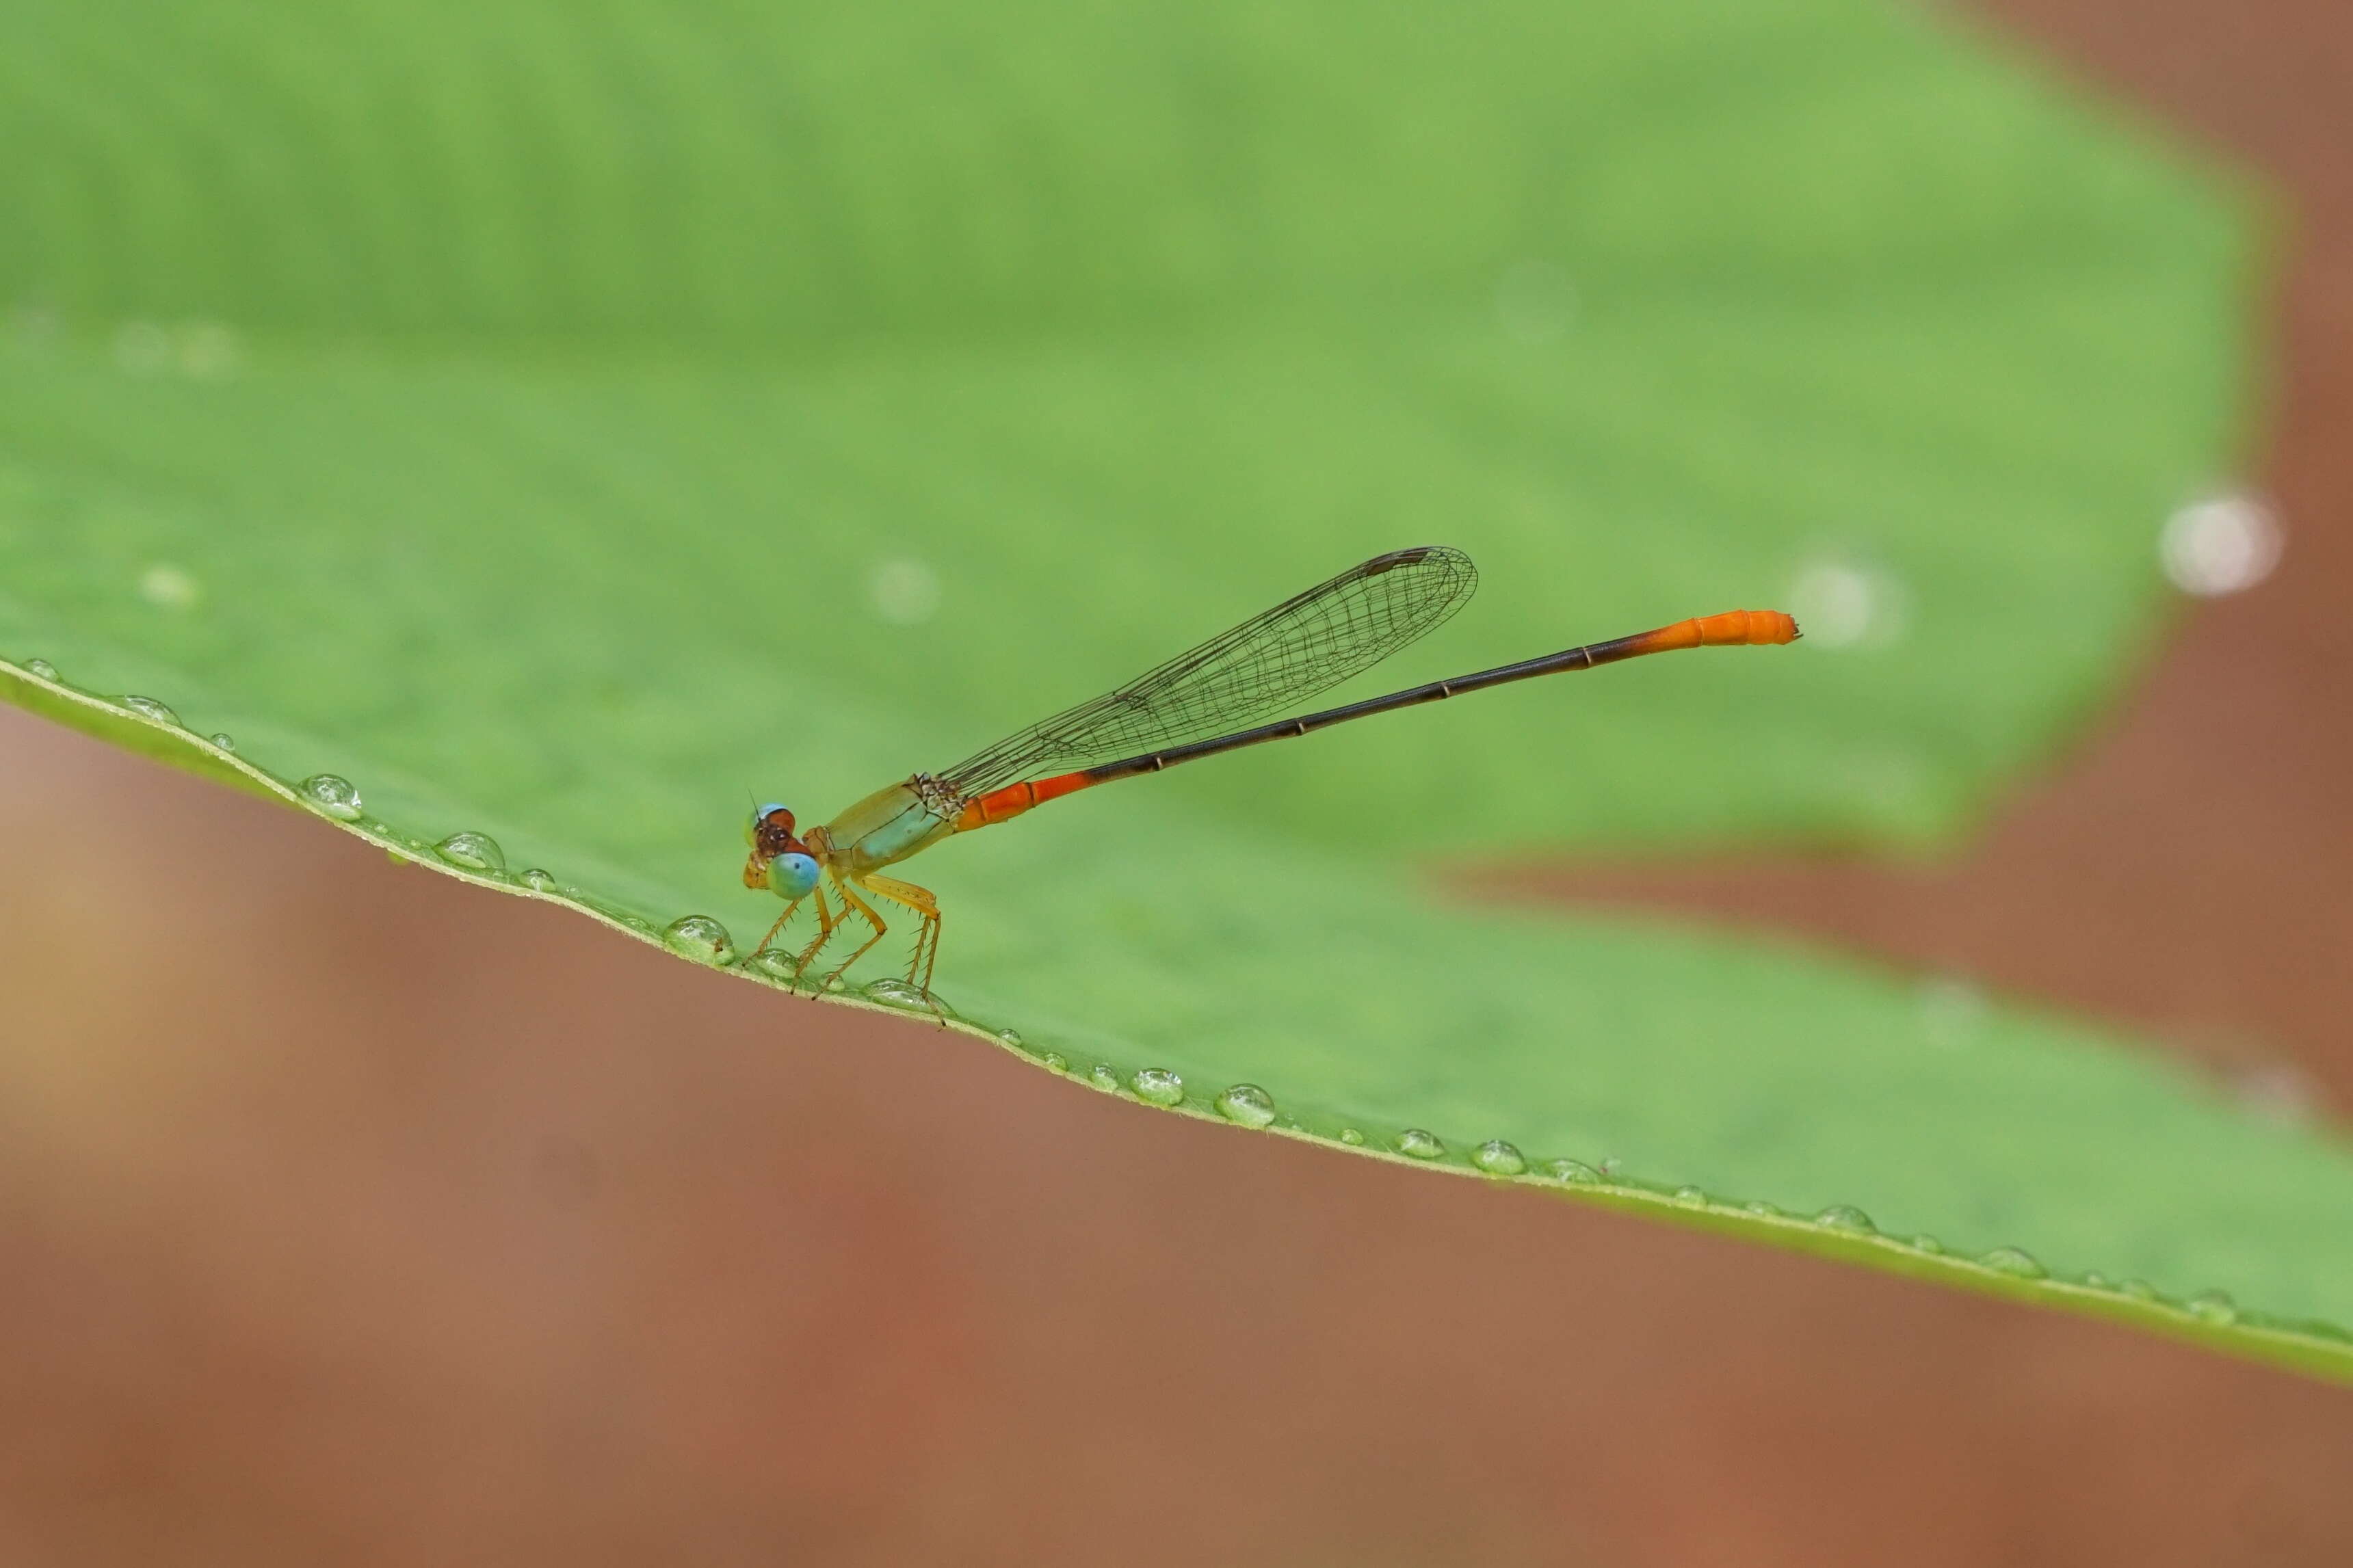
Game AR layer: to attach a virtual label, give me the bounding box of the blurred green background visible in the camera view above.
[5,0,2353,1561]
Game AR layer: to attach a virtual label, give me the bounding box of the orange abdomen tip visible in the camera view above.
[1693,609,1800,646]
[954,770,1098,832]
[1628,609,1802,655]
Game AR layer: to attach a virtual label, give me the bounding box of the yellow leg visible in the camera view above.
[815,872,892,992]
[858,872,945,1013]
[792,883,842,976]
[755,894,806,960]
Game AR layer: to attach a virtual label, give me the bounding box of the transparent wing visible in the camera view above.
[937,546,1478,797]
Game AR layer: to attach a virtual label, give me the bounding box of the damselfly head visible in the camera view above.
[743,802,810,889]
[746,801,796,846]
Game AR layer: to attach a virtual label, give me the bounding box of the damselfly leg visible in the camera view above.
[860,872,945,1004]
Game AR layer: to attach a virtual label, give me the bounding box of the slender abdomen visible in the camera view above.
[946,608,1797,836]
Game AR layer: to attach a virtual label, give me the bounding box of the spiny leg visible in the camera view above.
[755,894,807,961]
[792,883,843,978]
[857,872,945,1013]
[815,873,891,993]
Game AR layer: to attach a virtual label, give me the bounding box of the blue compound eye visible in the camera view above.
[769,851,820,900]
[757,801,789,822]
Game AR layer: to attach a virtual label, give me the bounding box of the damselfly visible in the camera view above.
[743,547,1797,1002]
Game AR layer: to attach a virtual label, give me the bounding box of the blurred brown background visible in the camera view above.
[5,1,2352,1563]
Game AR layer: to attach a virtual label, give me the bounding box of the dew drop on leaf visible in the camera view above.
[1910,1234,1945,1254]
[1471,1139,1526,1175]
[138,563,202,609]
[1744,1200,1783,1217]
[863,977,930,1010]
[744,948,800,983]
[1215,1083,1277,1128]
[1131,1067,1184,1106]
[661,915,735,966]
[994,1027,1023,1049]
[1089,1065,1120,1091]
[1979,1246,2046,1279]
[1041,1052,1066,1074]
[120,695,179,726]
[518,868,555,892]
[300,773,363,820]
[434,830,505,873]
[1546,1158,1599,1183]
[1338,1128,1365,1146]
[1394,1128,1445,1159]
[1815,1204,1876,1232]
[2189,1290,2238,1325]
[24,659,56,680]
[208,732,235,751]
[1674,1185,1709,1208]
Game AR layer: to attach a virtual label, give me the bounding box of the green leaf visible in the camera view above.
[7,0,2346,1380]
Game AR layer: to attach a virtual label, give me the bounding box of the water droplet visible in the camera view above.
[2079,1271,2112,1290]
[8,302,62,351]
[25,659,56,680]
[434,830,505,873]
[1910,1234,1945,1255]
[208,732,235,751]
[1131,1068,1184,1106]
[176,319,241,378]
[993,1027,1023,1049]
[114,319,171,373]
[120,695,179,726]
[2188,1290,2237,1325]
[1547,1158,1599,1183]
[869,558,943,625]
[1393,1129,1445,1160]
[1215,1084,1278,1128]
[138,563,201,610]
[1918,975,1986,1048]
[662,915,736,966]
[1338,1128,1366,1146]
[300,773,363,820]
[518,868,555,892]
[1979,1247,2045,1279]
[863,977,931,1011]
[1815,1204,1875,1232]
[1041,1052,1068,1074]
[1090,1065,1120,1092]
[2162,492,2281,596]
[1493,258,1578,344]
[1471,1139,1527,1175]
[2231,1059,2322,1130]
[1743,1200,1783,1217]
[1787,555,1910,650]
[1674,1184,1709,1208]
[744,948,802,983]
[1598,1158,1625,1178]
[2119,1278,2158,1301]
